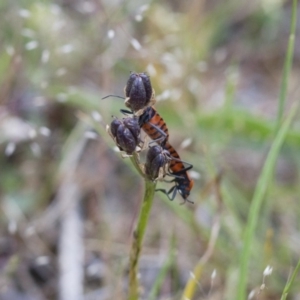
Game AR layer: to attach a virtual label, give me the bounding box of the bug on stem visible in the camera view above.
[156,143,194,204]
[145,144,194,204]
[103,71,195,203]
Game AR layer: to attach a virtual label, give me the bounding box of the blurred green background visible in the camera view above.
[0,0,300,299]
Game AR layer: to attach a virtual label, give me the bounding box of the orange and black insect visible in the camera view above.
[104,97,169,146]
[123,73,168,145]
[156,174,194,204]
[144,145,194,203]
[138,106,169,146]
[156,142,194,204]
[103,72,194,203]
[139,108,194,202]
[108,116,141,155]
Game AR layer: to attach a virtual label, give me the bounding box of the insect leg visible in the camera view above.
[156,185,178,201]
[145,122,168,145]
[120,109,134,115]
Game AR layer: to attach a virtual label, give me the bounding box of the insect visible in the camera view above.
[138,106,169,146]
[144,145,194,204]
[156,143,194,204]
[157,174,194,204]
[139,108,194,202]
[104,96,169,146]
[103,71,194,203]
[144,145,171,181]
[103,72,167,145]
[107,116,141,155]
[122,74,169,145]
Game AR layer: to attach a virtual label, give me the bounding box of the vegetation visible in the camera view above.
[0,1,299,299]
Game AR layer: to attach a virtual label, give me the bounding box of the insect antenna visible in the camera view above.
[102,95,125,100]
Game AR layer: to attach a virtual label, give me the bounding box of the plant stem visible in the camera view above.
[130,154,146,179]
[128,179,156,300]
[236,102,299,300]
[280,258,300,300]
[275,0,297,134]
[148,236,176,300]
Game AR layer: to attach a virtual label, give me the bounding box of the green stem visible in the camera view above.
[275,0,297,133]
[130,154,146,179]
[236,2,298,298]
[236,102,299,300]
[148,236,176,300]
[280,258,300,300]
[128,179,157,300]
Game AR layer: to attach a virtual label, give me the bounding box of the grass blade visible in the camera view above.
[275,0,298,133]
[235,102,299,300]
[280,258,300,300]
[148,236,176,300]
